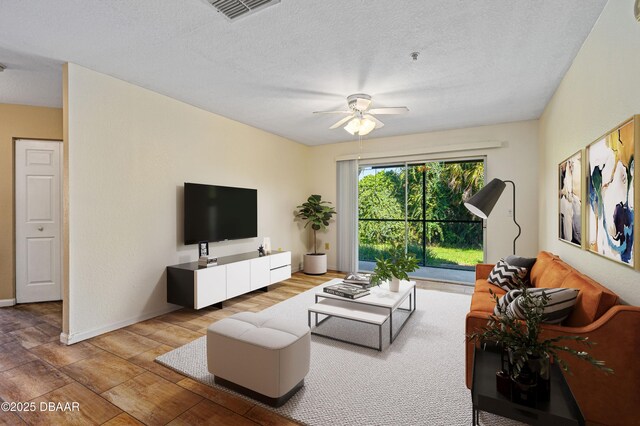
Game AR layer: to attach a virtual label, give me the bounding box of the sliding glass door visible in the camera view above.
[358,165,407,263]
[358,159,485,272]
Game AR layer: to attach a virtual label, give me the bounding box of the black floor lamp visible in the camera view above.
[464,178,521,255]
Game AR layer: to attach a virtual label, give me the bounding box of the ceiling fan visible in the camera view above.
[313,93,409,136]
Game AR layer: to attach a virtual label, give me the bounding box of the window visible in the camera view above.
[358,159,484,272]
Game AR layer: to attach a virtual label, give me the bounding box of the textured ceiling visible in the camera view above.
[0,1,607,145]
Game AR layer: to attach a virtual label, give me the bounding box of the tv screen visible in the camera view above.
[184,183,257,244]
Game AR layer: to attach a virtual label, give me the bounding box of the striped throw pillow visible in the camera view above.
[487,259,528,291]
[494,289,523,316]
[507,288,579,324]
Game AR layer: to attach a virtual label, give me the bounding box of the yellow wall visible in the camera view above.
[64,64,310,342]
[539,0,640,304]
[308,120,540,270]
[0,104,63,301]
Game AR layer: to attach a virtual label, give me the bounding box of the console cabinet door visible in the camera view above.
[227,260,251,299]
[195,266,226,309]
[269,251,291,284]
[270,265,291,284]
[270,251,291,269]
[250,257,270,290]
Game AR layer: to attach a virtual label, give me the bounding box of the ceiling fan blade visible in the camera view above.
[313,110,352,114]
[329,115,355,129]
[368,107,409,115]
[364,114,384,129]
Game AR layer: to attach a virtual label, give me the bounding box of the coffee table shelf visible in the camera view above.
[309,299,390,324]
[308,279,416,351]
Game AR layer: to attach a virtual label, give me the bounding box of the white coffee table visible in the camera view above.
[308,279,416,351]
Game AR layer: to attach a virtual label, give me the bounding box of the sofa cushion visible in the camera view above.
[505,255,536,285]
[529,251,559,286]
[507,287,579,324]
[475,279,508,295]
[470,291,499,313]
[487,259,528,290]
[561,272,619,326]
[536,259,572,288]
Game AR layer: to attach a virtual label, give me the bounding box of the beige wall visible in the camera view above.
[65,64,310,342]
[308,120,540,270]
[539,0,640,304]
[0,104,63,301]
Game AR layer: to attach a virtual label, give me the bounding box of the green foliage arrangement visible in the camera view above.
[295,194,336,255]
[469,284,613,380]
[371,245,419,284]
[358,161,484,267]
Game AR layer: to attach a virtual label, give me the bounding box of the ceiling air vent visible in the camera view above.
[206,0,280,21]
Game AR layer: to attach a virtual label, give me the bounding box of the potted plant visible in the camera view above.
[371,245,419,292]
[295,194,336,275]
[469,285,612,404]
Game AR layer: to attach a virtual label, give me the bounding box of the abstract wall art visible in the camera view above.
[586,116,638,268]
[559,150,582,247]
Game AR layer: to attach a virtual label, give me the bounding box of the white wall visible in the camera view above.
[65,64,310,342]
[308,120,540,270]
[539,0,640,305]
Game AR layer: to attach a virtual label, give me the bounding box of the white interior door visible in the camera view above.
[15,139,63,303]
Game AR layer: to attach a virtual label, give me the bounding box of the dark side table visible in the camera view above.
[471,346,584,425]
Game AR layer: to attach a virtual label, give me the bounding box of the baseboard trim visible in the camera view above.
[0,298,16,307]
[59,304,181,345]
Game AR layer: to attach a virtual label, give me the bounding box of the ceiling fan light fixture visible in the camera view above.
[344,118,361,135]
[321,93,407,136]
[358,118,376,136]
[343,117,376,136]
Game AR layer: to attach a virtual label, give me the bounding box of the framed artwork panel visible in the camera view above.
[586,116,638,268]
[559,150,583,247]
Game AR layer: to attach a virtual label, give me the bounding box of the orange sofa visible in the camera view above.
[465,251,640,426]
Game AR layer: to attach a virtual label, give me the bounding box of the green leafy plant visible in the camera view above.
[468,283,613,380]
[371,245,419,284]
[295,194,336,255]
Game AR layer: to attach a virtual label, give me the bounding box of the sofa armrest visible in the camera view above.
[475,264,494,281]
[465,310,493,388]
[466,305,640,425]
[539,305,640,426]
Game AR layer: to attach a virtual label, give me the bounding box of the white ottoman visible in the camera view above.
[207,311,310,407]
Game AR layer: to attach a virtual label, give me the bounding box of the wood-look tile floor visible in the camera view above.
[0,271,343,425]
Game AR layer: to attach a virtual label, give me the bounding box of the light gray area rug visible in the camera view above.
[157,281,521,425]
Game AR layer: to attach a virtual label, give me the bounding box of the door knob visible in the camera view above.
[38,226,44,231]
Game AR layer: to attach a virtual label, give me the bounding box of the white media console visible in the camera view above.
[167,250,291,309]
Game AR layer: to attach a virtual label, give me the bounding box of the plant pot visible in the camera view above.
[303,253,327,275]
[509,354,551,406]
[389,277,401,292]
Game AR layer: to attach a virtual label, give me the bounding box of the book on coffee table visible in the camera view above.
[343,272,372,288]
[324,283,370,299]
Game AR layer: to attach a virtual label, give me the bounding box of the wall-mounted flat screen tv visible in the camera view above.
[184,182,257,244]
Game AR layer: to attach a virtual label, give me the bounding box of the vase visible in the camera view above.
[303,253,327,275]
[389,277,401,292]
[509,354,551,406]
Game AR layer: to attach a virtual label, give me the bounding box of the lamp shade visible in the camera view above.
[344,118,360,135]
[358,118,376,135]
[464,178,506,219]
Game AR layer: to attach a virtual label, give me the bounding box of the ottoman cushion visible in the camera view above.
[207,311,310,404]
